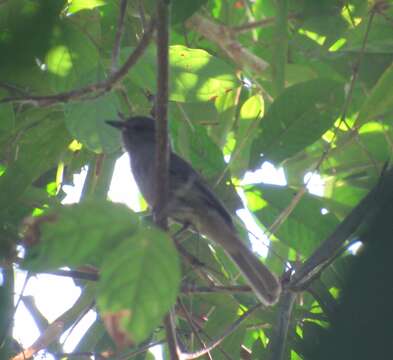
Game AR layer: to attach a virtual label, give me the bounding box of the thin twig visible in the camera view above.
[178,300,213,360]
[182,304,261,359]
[0,81,29,96]
[111,0,128,73]
[0,18,156,106]
[118,340,165,360]
[181,284,251,294]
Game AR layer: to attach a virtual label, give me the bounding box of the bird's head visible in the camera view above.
[107,114,156,150]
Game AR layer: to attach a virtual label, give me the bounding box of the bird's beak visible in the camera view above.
[106,120,126,130]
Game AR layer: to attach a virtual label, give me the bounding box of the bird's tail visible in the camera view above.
[193,210,281,305]
[228,237,281,306]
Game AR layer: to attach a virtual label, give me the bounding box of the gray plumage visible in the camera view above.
[107,116,281,305]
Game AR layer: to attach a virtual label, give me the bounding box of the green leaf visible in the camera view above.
[64,93,121,154]
[357,61,393,125]
[169,45,239,101]
[23,200,140,271]
[45,20,101,92]
[321,122,391,181]
[244,184,340,257]
[171,0,207,25]
[66,0,106,15]
[251,79,345,166]
[344,19,393,53]
[231,94,264,177]
[125,45,240,102]
[97,224,180,344]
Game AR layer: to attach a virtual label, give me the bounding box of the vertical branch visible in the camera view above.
[154,0,170,227]
[267,290,297,360]
[111,0,128,73]
[155,1,180,360]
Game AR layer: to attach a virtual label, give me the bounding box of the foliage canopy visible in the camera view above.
[1,0,393,359]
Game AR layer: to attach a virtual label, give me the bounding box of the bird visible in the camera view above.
[107,115,281,305]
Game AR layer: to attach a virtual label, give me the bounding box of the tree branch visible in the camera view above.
[154,0,170,227]
[154,1,180,359]
[0,18,156,106]
[186,14,269,74]
[111,0,128,73]
[267,290,297,360]
[181,284,251,294]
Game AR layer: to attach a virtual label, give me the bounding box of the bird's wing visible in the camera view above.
[169,153,234,227]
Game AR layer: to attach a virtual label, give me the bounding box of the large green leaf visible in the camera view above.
[244,184,340,257]
[97,224,180,344]
[125,45,240,102]
[250,79,344,166]
[23,200,180,344]
[23,200,140,270]
[64,92,120,153]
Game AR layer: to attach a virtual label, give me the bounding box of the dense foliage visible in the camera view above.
[1,0,393,359]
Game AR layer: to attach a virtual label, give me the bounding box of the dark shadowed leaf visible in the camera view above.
[171,0,208,25]
[251,79,344,166]
[0,115,71,213]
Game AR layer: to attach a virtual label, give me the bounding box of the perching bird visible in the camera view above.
[107,116,281,305]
